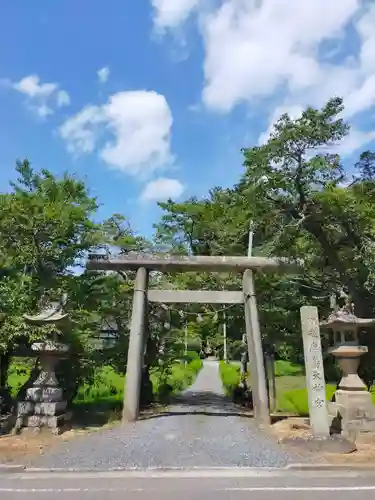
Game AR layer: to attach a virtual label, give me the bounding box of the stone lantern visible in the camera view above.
[320,302,375,437]
[14,295,71,435]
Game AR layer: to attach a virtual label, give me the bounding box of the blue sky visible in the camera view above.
[1,0,375,237]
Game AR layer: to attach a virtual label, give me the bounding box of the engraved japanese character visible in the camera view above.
[308,329,319,338]
[313,397,324,408]
[309,339,319,352]
[312,356,322,369]
[312,383,324,392]
[307,315,319,331]
[312,370,322,381]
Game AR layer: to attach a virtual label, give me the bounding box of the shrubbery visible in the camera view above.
[155,355,203,403]
[73,357,203,407]
[74,366,125,405]
[219,362,242,396]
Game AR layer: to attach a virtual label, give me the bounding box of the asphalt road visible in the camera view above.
[1,470,375,500]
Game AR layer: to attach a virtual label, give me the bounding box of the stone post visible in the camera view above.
[243,270,270,428]
[300,306,330,437]
[123,267,149,422]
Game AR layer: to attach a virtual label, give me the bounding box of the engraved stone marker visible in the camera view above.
[300,306,330,437]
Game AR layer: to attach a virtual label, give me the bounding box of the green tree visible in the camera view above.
[241,97,375,316]
[0,160,99,395]
[1,159,98,286]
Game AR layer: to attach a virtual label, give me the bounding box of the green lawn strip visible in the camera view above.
[219,359,304,395]
[278,384,375,414]
[273,360,304,377]
[220,361,375,415]
[277,384,334,415]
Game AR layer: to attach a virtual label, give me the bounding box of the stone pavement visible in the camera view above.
[29,360,300,469]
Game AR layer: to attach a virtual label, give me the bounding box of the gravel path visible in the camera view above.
[30,360,301,469]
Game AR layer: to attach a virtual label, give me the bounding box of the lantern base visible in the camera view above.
[335,389,373,412]
[13,344,70,436]
[330,389,375,441]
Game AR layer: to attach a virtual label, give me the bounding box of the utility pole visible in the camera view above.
[184,319,188,367]
[240,221,254,381]
[180,310,188,367]
[248,221,254,259]
[223,310,227,362]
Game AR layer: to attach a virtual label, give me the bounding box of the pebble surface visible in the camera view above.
[30,360,301,469]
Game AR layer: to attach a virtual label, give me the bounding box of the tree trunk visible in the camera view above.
[0,351,11,388]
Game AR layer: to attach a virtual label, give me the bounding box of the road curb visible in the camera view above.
[286,463,375,471]
[1,466,282,473]
[0,464,26,473]
[2,463,375,474]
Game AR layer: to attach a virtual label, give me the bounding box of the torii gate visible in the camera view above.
[87,254,298,428]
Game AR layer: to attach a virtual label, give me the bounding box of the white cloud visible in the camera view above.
[157,0,375,155]
[60,105,105,154]
[57,90,71,107]
[37,105,54,118]
[97,67,110,84]
[334,128,375,156]
[200,0,362,111]
[60,90,174,176]
[11,74,70,117]
[140,177,185,201]
[14,75,57,98]
[152,0,199,30]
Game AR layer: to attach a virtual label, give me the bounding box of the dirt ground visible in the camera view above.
[2,416,375,467]
[0,404,169,465]
[272,417,375,464]
[0,429,89,464]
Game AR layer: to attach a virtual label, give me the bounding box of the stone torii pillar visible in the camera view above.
[122,267,149,422]
[243,269,270,427]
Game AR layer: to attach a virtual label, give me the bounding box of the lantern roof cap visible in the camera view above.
[23,294,69,325]
[320,303,375,329]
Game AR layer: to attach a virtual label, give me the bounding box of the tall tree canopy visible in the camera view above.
[1,96,375,396]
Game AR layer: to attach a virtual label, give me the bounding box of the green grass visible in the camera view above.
[274,360,304,377]
[220,360,318,414]
[277,385,335,415]
[7,356,203,408]
[220,361,375,415]
[278,385,375,414]
[74,365,125,405]
[275,375,306,392]
[219,360,307,407]
[71,358,203,427]
[219,359,304,395]
[74,358,203,406]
